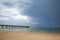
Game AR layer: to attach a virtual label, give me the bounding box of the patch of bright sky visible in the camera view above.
[0,0,36,26]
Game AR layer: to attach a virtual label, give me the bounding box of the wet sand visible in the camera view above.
[0,30,60,40]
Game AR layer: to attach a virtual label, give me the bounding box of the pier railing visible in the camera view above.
[0,25,29,29]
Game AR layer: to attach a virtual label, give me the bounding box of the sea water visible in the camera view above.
[0,26,60,32]
[0,26,29,32]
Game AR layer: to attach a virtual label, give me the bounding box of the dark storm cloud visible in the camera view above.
[25,0,60,27]
[3,2,14,7]
[0,0,60,27]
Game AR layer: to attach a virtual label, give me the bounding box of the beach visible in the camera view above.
[0,30,60,40]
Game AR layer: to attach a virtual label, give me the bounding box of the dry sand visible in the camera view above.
[0,30,60,40]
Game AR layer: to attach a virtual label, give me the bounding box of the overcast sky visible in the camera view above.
[0,0,60,27]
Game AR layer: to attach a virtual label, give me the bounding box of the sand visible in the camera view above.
[0,30,60,40]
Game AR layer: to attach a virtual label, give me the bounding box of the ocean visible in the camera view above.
[0,26,60,32]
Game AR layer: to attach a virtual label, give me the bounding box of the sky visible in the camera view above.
[0,0,60,27]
